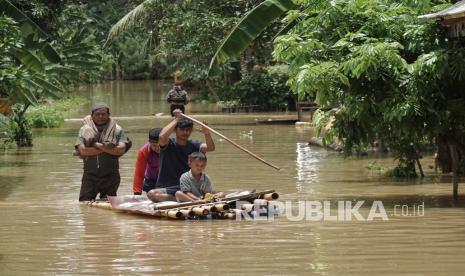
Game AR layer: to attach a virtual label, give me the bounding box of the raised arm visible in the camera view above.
[159,119,178,147]
[199,123,215,152]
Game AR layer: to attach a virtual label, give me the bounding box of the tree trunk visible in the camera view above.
[416,159,424,178]
[436,135,465,200]
[240,49,253,79]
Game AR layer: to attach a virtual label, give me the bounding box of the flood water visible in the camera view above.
[1,80,465,275]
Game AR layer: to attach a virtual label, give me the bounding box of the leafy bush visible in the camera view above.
[26,95,88,128]
[0,114,14,149]
[26,107,64,128]
[217,100,240,108]
[223,69,294,111]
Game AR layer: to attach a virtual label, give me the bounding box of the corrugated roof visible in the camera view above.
[419,0,465,20]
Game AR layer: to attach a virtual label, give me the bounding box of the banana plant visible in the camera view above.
[0,0,61,64]
[208,0,296,76]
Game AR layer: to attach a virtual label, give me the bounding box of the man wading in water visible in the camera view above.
[74,103,131,201]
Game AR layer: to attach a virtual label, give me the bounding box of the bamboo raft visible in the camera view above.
[86,190,279,220]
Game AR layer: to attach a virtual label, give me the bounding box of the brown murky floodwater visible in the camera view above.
[1,80,465,275]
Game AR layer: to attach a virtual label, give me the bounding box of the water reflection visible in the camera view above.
[2,81,465,274]
[295,142,325,194]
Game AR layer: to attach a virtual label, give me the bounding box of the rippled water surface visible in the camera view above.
[1,81,465,275]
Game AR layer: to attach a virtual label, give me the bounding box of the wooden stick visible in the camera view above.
[180,113,281,171]
[152,190,275,210]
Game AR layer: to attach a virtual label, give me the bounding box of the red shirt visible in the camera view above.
[133,143,160,194]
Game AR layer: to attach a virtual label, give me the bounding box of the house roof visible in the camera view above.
[419,0,465,20]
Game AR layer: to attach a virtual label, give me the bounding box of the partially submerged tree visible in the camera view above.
[211,0,465,185]
[273,0,465,179]
[0,0,101,146]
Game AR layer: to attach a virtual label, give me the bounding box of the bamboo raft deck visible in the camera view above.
[85,190,279,220]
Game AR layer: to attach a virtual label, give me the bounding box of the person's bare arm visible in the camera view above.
[199,122,215,152]
[95,142,126,156]
[186,192,201,201]
[159,111,182,146]
[176,191,200,202]
[77,144,102,157]
[212,191,225,198]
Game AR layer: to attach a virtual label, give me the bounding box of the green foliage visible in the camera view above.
[0,94,87,149]
[9,104,32,147]
[0,12,65,146]
[365,161,386,174]
[110,0,270,81]
[116,35,151,80]
[208,0,297,75]
[0,14,63,105]
[273,0,463,172]
[1,1,109,146]
[387,159,418,177]
[221,69,293,111]
[54,3,107,83]
[26,106,64,128]
[217,100,240,108]
[26,95,88,128]
[0,114,14,149]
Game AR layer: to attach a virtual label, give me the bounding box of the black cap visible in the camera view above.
[149,128,162,142]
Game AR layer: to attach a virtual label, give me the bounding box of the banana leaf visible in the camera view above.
[30,76,63,98]
[65,59,101,68]
[11,48,44,72]
[0,0,47,38]
[208,0,296,76]
[62,45,96,55]
[15,86,38,104]
[41,44,62,64]
[0,0,62,64]
[46,65,80,75]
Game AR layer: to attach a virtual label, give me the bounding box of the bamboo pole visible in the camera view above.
[192,207,209,216]
[160,210,183,219]
[213,203,229,212]
[168,210,183,219]
[203,205,215,212]
[262,192,279,200]
[179,113,281,171]
[180,209,195,217]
